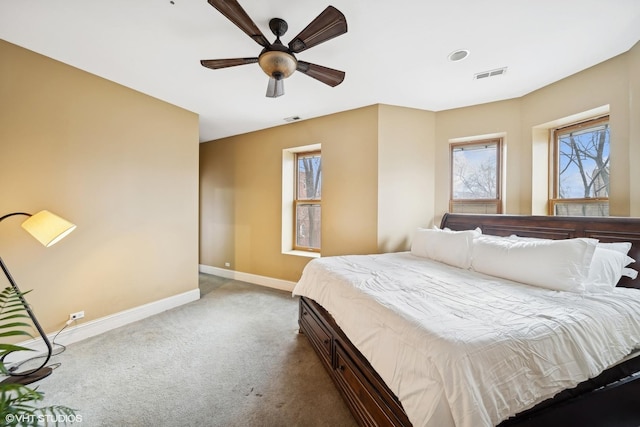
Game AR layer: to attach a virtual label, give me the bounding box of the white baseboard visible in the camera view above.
[199,264,296,292]
[5,288,200,364]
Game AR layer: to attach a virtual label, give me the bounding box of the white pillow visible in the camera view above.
[623,267,639,279]
[508,235,637,290]
[472,236,598,293]
[596,241,632,255]
[411,227,480,269]
[586,246,636,292]
[511,234,632,256]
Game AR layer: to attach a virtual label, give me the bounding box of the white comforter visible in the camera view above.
[292,252,640,427]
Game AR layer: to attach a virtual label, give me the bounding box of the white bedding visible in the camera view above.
[292,252,640,427]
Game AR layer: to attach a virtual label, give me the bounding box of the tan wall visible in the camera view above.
[378,105,436,252]
[200,104,437,281]
[521,52,630,216]
[321,107,380,257]
[628,42,640,215]
[434,99,522,222]
[0,40,199,336]
[200,106,380,282]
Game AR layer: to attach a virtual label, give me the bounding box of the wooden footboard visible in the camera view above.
[299,296,411,426]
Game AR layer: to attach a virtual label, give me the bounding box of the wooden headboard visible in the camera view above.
[440,213,640,289]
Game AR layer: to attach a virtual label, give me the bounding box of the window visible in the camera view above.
[294,151,321,251]
[449,138,502,214]
[550,116,609,216]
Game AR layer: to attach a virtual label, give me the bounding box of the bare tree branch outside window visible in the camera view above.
[554,118,610,216]
[295,152,321,250]
[450,140,501,213]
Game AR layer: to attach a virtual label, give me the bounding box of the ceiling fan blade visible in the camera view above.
[207,0,270,47]
[288,6,347,53]
[200,58,259,69]
[296,61,345,87]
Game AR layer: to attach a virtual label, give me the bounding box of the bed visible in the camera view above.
[292,213,640,427]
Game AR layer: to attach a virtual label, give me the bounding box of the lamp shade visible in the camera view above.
[21,210,76,247]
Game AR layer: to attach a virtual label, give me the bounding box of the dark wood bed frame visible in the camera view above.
[298,214,640,427]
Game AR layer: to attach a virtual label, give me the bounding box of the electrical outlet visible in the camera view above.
[69,311,84,321]
[224,262,231,267]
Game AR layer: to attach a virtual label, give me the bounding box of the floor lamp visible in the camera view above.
[0,210,76,385]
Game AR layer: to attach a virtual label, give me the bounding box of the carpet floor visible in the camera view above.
[36,274,357,427]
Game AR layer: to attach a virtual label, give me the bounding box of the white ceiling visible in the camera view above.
[1,1,639,142]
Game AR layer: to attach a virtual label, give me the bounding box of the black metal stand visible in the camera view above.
[0,367,53,385]
[0,254,53,386]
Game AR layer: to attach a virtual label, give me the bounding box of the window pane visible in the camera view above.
[557,123,609,199]
[452,143,498,200]
[297,154,322,200]
[450,202,499,214]
[296,204,321,249]
[554,201,609,217]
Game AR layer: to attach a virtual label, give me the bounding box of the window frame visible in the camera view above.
[549,115,610,216]
[449,138,503,214]
[293,150,321,252]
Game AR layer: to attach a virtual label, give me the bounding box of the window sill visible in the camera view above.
[283,250,321,259]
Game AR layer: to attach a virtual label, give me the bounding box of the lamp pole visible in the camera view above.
[0,212,54,385]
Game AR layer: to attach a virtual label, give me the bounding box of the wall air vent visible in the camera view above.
[474,67,507,80]
[284,115,302,123]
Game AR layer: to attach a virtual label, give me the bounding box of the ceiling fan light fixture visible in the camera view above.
[266,76,285,98]
[258,50,297,79]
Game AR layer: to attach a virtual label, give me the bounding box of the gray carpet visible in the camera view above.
[36,274,357,427]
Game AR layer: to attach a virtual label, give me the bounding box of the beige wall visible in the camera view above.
[200,105,436,281]
[378,105,436,252]
[200,106,383,282]
[434,99,522,223]
[628,42,640,215]
[0,40,199,336]
[520,52,630,216]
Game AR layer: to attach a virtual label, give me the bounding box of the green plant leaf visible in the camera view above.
[0,343,34,353]
[0,286,77,425]
[0,320,31,329]
[0,331,34,339]
[0,313,31,322]
[0,384,76,426]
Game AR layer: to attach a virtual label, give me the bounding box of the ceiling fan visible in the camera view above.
[201,0,348,98]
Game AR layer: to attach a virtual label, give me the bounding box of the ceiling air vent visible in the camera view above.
[284,115,302,123]
[474,67,507,80]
